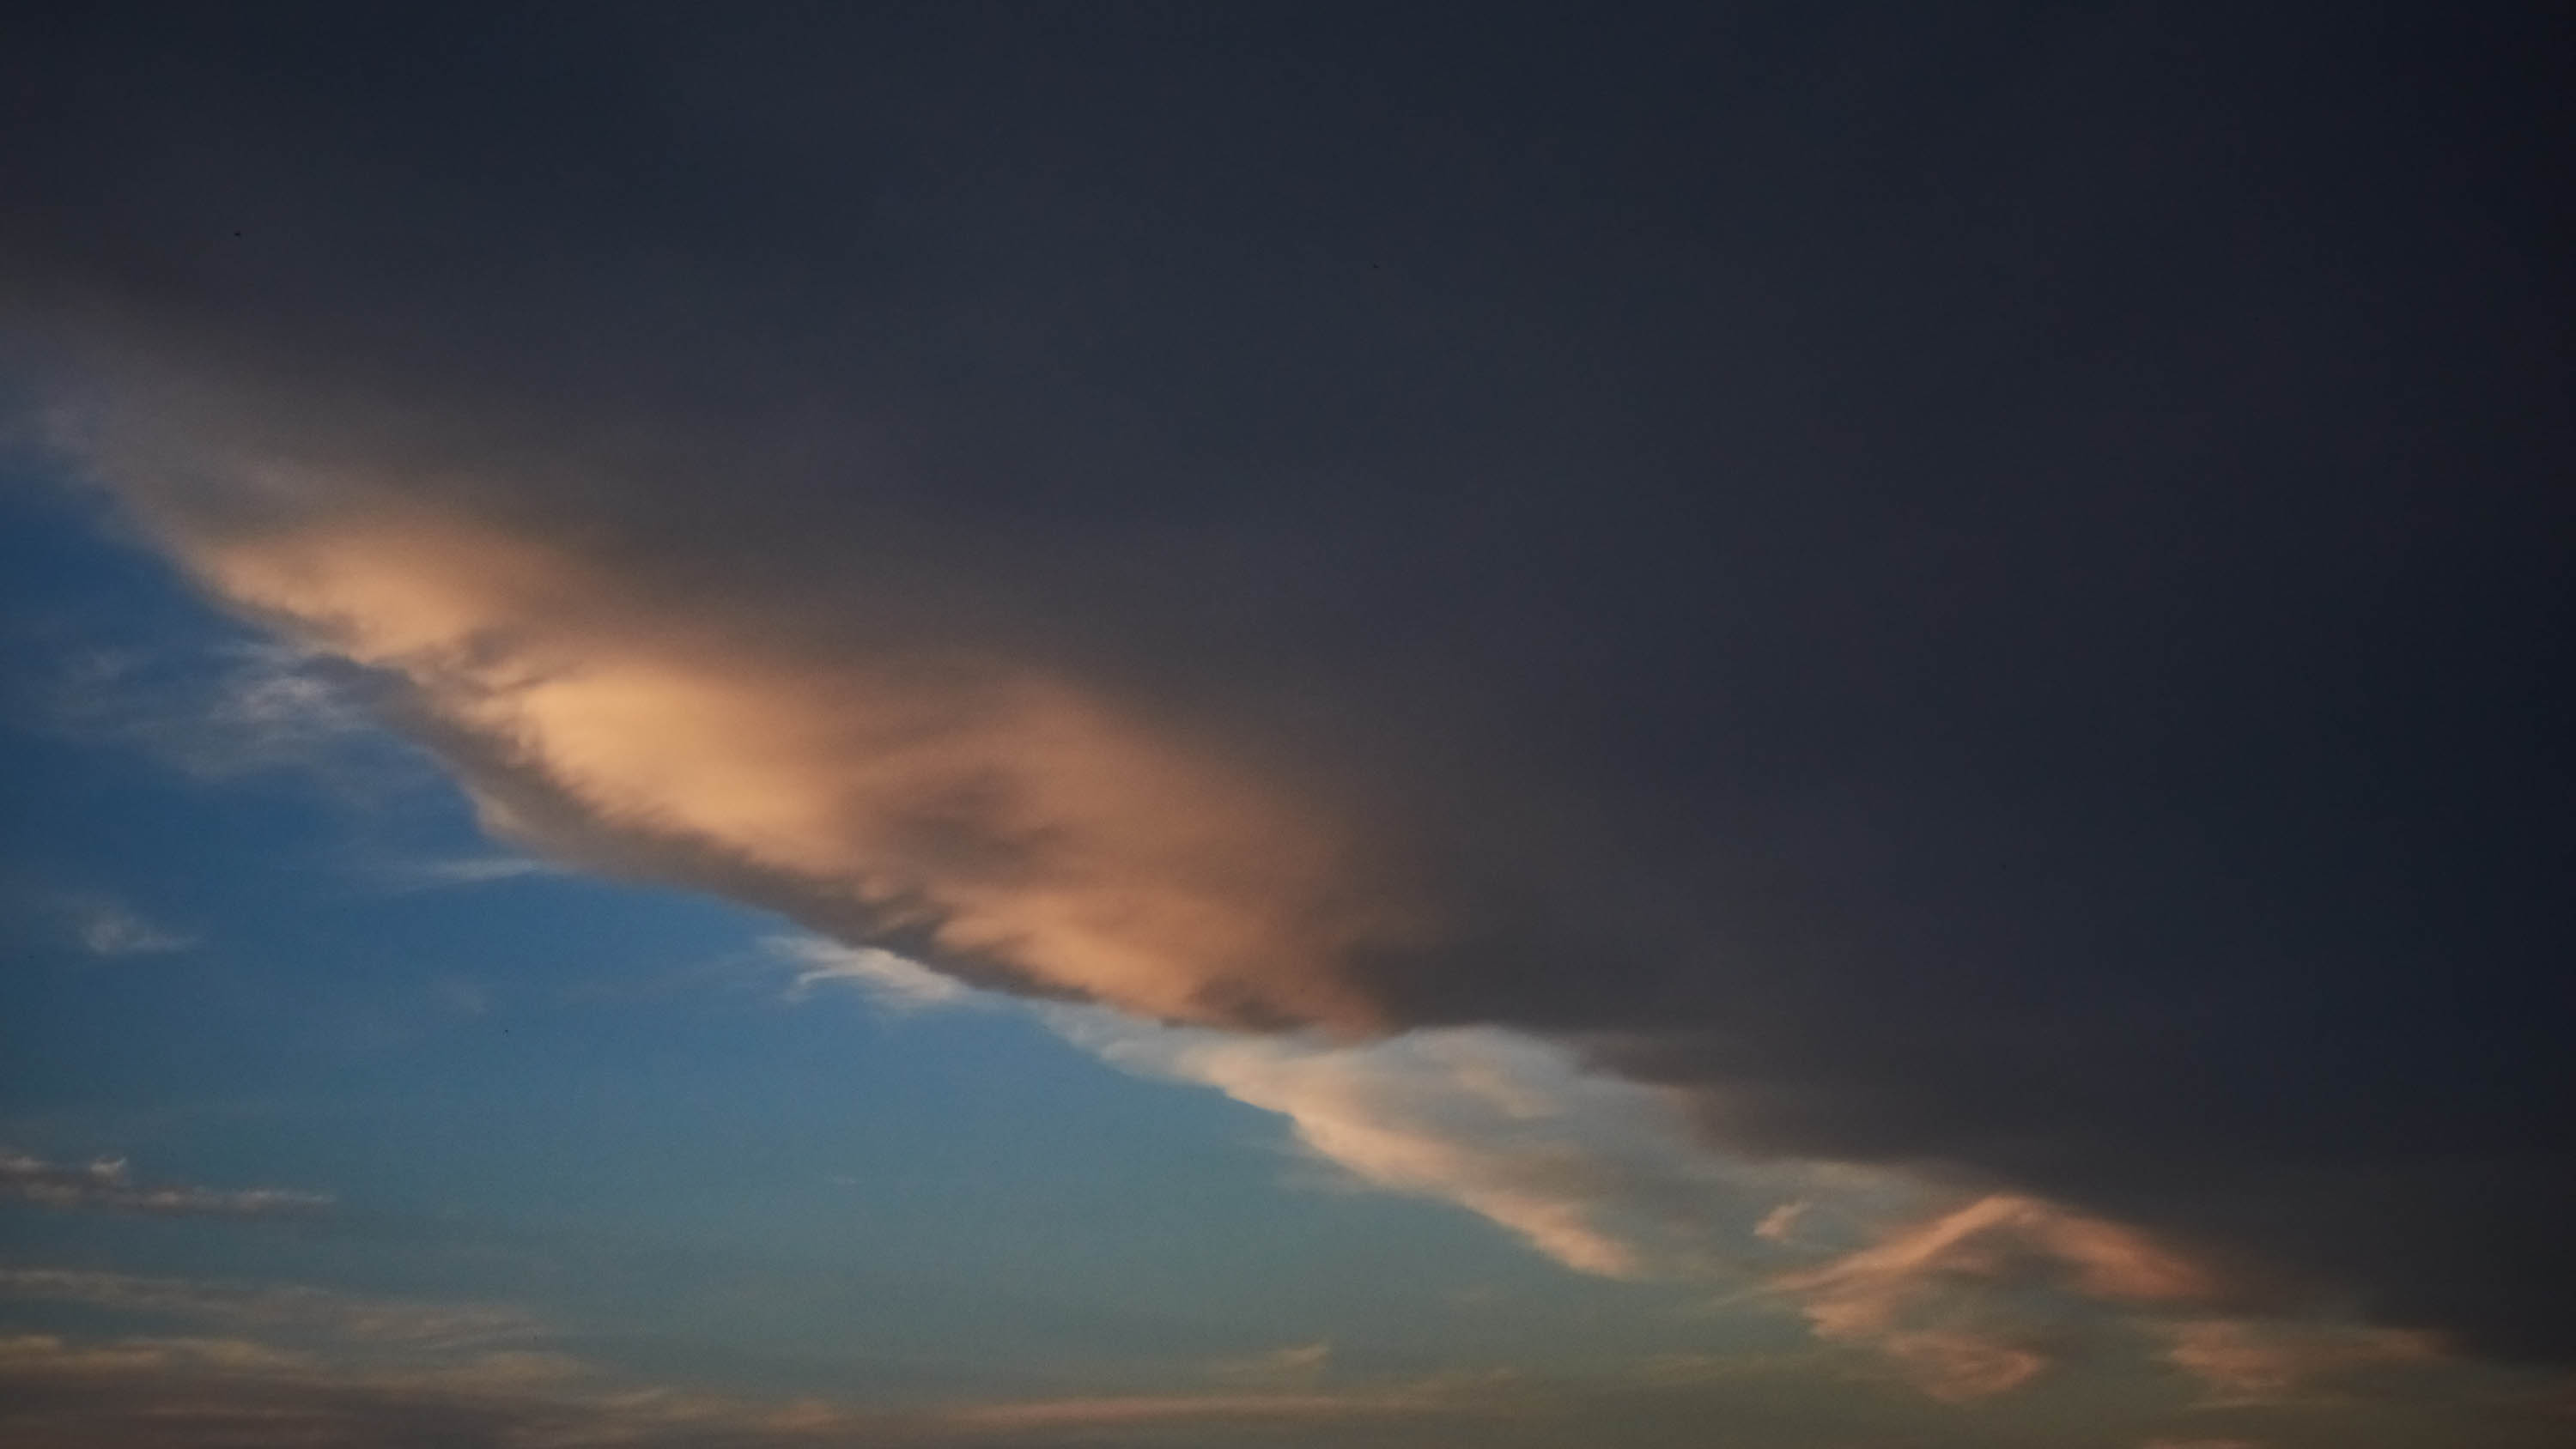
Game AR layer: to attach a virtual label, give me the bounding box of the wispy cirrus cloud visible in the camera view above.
[1753,1201,1810,1245]
[0,1153,330,1219]
[770,934,979,1013]
[1769,1193,2221,1401]
[0,1320,1476,1448]
[1059,1015,1779,1282]
[29,637,392,784]
[366,853,557,892]
[0,1269,534,1349]
[1209,1340,1333,1387]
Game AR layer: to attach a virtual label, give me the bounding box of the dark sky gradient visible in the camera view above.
[8,0,2573,1397]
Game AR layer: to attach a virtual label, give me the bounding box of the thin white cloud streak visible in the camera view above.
[769,934,978,1013]
[1053,1012,1799,1281]
[778,949,1789,1280]
[777,933,1846,1286]
[370,853,558,891]
[0,1153,331,1219]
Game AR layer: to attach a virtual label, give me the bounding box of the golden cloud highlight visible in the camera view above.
[112,471,1428,1032]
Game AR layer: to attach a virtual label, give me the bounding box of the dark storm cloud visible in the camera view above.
[6,3,2570,1361]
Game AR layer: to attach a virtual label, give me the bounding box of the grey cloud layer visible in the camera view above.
[6,4,2570,1362]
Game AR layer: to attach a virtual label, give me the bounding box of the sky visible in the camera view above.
[2,4,2571,1447]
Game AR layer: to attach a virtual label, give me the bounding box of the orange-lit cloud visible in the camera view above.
[102,477,1431,1032]
[1779,1193,2215,1337]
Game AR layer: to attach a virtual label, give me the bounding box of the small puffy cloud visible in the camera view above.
[0,1153,331,1219]
[65,896,194,956]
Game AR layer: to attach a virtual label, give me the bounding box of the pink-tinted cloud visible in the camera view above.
[1874,1330,2048,1403]
[2160,1318,2441,1405]
[1773,1193,2220,1400]
[1780,1193,2215,1336]
[96,482,1426,1032]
